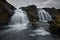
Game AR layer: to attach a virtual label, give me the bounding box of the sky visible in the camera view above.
[6,0,60,9]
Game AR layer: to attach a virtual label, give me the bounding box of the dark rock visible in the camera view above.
[42,7,60,36]
[43,7,60,18]
[20,7,27,11]
[20,5,39,29]
[48,15,60,36]
[25,5,39,29]
[25,5,39,22]
[0,0,16,30]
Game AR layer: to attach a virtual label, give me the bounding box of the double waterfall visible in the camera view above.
[11,8,52,24]
[7,8,52,35]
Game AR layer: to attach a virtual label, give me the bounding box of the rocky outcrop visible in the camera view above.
[0,0,16,30]
[20,5,60,31]
[20,5,39,29]
[45,8,60,36]
[24,5,39,22]
[48,15,60,36]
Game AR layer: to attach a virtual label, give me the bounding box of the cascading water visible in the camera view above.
[0,7,53,38]
[30,9,52,36]
[6,8,52,36]
[38,9,52,22]
[10,9,29,24]
[9,8,52,34]
[7,9,29,31]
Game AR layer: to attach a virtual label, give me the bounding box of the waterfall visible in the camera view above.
[38,9,52,22]
[29,9,52,36]
[4,8,52,36]
[7,9,29,31]
[10,8,52,24]
[10,9,29,24]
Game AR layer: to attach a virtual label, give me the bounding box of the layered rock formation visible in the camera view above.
[0,0,16,29]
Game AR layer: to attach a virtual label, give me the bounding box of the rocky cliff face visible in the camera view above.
[25,5,39,22]
[0,0,16,29]
[44,7,60,36]
[48,15,60,36]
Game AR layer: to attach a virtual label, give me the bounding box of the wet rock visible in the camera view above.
[0,0,16,30]
[41,7,60,37]
[26,5,39,29]
[48,15,60,36]
[43,7,60,18]
[20,5,39,29]
[25,5,39,22]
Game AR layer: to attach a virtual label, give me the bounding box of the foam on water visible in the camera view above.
[7,23,28,31]
[34,27,50,35]
[29,27,50,36]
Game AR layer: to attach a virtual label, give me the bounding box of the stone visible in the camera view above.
[25,5,39,22]
[48,15,60,36]
[0,0,16,30]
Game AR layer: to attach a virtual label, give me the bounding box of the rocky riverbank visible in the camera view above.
[0,0,16,30]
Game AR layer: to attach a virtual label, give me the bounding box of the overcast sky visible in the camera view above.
[6,0,60,9]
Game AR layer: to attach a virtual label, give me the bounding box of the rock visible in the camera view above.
[48,15,60,36]
[0,0,16,30]
[25,5,39,22]
[43,7,60,18]
[20,5,39,29]
[43,8,60,36]
[24,5,39,29]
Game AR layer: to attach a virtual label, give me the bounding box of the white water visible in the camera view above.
[33,27,50,36]
[29,27,50,36]
[29,9,52,36]
[7,9,29,31]
[4,8,51,36]
[10,9,29,24]
[38,9,52,22]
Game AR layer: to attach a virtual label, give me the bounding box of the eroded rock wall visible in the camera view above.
[0,0,16,29]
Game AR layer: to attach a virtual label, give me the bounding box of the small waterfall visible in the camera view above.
[8,9,29,31]
[38,9,52,22]
[29,9,52,36]
[10,9,29,24]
